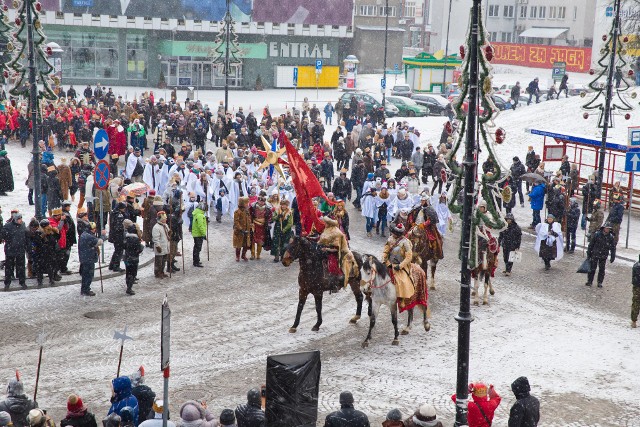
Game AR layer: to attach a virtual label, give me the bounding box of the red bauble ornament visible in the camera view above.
[46,46,52,56]
[35,2,42,11]
[12,32,17,39]
[2,71,7,78]
[623,36,629,43]
[602,34,607,41]
[583,112,589,119]
[14,17,21,26]
[589,69,595,75]
[484,45,494,62]
[2,5,7,11]
[625,113,631,120]
[629,69,635,77]
[459,45,465,60]
[495,127,505,144]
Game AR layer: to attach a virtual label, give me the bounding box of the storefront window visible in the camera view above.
[126,34,147,80]
[48,31,119,80]
[161,57,242,88]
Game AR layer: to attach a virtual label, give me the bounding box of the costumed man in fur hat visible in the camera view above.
[317,216,357,290]
[382,223,415,308]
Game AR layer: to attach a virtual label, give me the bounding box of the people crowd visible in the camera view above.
[0,372,542,427]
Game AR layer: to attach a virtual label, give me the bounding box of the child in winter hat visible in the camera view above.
[0,412,12,427]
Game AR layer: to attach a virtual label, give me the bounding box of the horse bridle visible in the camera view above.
[364,256,393,290]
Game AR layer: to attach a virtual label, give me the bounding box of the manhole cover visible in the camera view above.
[84,310,115,319]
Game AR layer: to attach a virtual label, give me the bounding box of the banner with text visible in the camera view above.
[491,42,592,73]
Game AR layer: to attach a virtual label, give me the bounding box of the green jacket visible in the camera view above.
[191,208,207,238]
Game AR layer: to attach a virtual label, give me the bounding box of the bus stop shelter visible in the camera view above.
[526,128,638,211]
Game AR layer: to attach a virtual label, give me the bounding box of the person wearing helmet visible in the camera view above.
[498,213,521,276]
[585,222,616,288]
[0,377,37,427]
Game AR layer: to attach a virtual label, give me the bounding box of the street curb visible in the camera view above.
[521,229,636,263]
[2,255,156,292]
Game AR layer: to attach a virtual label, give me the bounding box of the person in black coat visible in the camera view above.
[123,224,144,295]
[60,200,76,275]
[1,213,27,290]
[130,368,155,424]
[508,376,539,427]
[350,160,366,209]
[60,394,98,427]
[422,145,436,184]
[46,168,63,216]
[498,213,521,276]
[586,223,616,287]
[0,150,14,195]
[565,198,580,253]
[580,178,598,230]
[108,202,127,272]
[332,170,352,202]
[234,389,265,427]
[168,197,183,273]
[323,391,369,427]
[510,156,527,207]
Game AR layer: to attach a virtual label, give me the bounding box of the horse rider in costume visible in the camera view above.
[382,223,415,308]
[317,216,357,290]
[475,200,500,275]
[410,193,444,260]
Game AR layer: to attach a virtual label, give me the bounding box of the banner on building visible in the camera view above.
[491,42,592,73]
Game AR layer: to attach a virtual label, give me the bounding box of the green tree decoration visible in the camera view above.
[8,0,57,101]
[0,4,14,84]
[582,18,634,127]
[445,7,506,269]
[211,14,242,75]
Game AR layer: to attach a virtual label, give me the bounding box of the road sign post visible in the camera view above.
[381,78,386,94]
[293,67,298,109]
[161,296,171,427]
[315,60,322,101]
[394,63,398,84]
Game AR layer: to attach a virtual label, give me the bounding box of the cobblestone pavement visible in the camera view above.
[1,205,639,427]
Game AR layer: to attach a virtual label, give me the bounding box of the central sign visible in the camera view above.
[268,42,331,59]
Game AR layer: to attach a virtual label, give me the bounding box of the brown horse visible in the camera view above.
[282,236,366,333]
[407,223,443,290]
[471,237,499,305]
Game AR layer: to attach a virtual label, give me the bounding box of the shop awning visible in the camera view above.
[519,27,569,39]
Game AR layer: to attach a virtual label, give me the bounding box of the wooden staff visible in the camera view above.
[204,180,210,261]
[181,197,185,274]
[168,198,173,279]
[33,331,46,402]
[113,325,132,378]
[98,255,104,294]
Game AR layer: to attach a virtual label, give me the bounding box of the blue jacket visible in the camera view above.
[529,183,545,211]
[324,104,334,116]
[108,376,139,426]
[78,231,100,264]
[608,202,624,224]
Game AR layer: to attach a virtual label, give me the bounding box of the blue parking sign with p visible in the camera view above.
[315,59,322,71]
[381,78,386,89]
[293,67,298,86]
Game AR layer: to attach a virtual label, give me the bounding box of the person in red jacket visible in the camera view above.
[451,382,501,427]
[107,119,127,156]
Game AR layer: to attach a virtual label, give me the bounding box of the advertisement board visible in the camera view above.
[491,42,592,73]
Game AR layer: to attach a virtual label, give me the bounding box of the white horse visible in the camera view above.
[359,255,431,348]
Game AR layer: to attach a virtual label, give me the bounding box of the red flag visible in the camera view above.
[284,134,333,235]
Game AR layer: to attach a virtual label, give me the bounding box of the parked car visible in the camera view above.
[386,96,428,117]
[413,94,451,116]
[448,94,486,115]
[390,84,412,97]
[339,92,399,118]
[492,94,512,110]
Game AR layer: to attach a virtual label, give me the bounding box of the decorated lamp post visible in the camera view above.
[9,0,57,220]
[446,1,506,425]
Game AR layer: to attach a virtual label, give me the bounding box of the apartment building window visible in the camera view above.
[404,0,416,17]
[488,5,499,17]
[530,6,537,18]
[500,32,512,42]
[359,5,376,16]
[488,32,497,41]
[503,5,514,18]
[539,6,546,18]
[558,6,566,19]
[549,6,556,19]
[519,5,527,18]
[378,6,397,16]
[573,6,577,20]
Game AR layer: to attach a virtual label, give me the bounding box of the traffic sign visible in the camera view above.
[315,59,322,73]
[293,67,298,87]
[394,63,399,70]
[93,129,109,160]
[552,61,566,81]
[628,127,640,147]
[625,152,640,172]
[94,160,110,190]
[381,78,386,89]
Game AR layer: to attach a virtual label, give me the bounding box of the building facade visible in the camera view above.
[353,0,405,72]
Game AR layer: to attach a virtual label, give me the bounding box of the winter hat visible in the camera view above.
[179,401,206,425]
[219,409,235,426]
[470,382,488,398]
[103,413,121,427]
[67,394,86,413]
[123,219,134,230]
[0,411,12,427]
[339,391,354,405]
[386,409,402,421]
[27,409,45,427]
[413,403,437,424]
[6,375,24,397]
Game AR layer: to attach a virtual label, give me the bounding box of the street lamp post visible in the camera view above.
[382,0,389,112]
[441,0,453,94]
[224,0,231,114]
[26,0,41,220]
[454,0,481,426]
[596,0,622,199]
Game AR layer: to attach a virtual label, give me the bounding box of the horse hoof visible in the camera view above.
[349,315,361,324]
[392,339,400,346]
[429,285,436,290]
[471,291,476,297]
[362,341,369,348]
[483,300,488,305]
[424,322,431,332]
[400,329,409,336]
[288,327,297,333]
[490,289,495,296]
[473,300,479,306]
[311,325,320,332]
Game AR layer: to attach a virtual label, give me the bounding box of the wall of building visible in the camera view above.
[352,29,405,72]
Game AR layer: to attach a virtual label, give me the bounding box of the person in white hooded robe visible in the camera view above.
[534,213,564,270]
[142,156,162,192]
[432,191,453,236]
[125,148,145,182]
[389,188,416,222]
